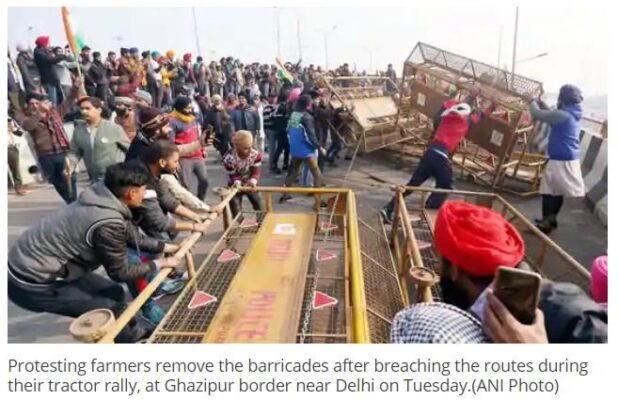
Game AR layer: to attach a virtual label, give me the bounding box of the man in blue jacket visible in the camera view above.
[528,84,586,234]
[280,94,326,203]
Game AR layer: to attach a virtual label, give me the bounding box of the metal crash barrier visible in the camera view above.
[320,76,422,154]
[96,187,376,344]
[398,42,548,196]
[387,186,591,304]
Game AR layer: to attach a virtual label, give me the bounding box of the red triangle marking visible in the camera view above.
[188,291,217,310]
[313,291,338,310]
[217,249,241,263]
[417,240,432,250]
[320,221,338,231]
[240,219,258,228]
[316,249,337,262]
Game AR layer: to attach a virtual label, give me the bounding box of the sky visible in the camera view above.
[6,5,609,97]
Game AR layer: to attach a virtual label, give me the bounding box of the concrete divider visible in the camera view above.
[529,122,607,226]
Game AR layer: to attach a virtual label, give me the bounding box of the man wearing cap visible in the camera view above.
[222,130,264,216]
[169,97,209,200]
[65,96,130,183]
[89,51,110,104]
[527,85,586,234]
[12,76,84,203]
[380,93,494,223]
[79,46,96,97]
[33,36,68,105]
[125,106,202,162]
[113,97,137,140]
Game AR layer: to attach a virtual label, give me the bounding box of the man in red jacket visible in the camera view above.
[381,93,494,223]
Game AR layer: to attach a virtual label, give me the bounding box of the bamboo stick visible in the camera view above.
[97,190,238,344]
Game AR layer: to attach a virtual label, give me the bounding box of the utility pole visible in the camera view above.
[497,24,503,68]
[369,49,373,74]
[296,17,302,61]
[511,6,519,85]
[192,7,202,57]
[274,7,281,57]
[324,35,329,70]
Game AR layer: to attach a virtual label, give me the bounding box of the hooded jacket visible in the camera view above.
[8,182,164,288]
[529,101,582,161]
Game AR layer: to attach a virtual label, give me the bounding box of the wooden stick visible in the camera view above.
[97,191,237,344]
[185,251,196,280]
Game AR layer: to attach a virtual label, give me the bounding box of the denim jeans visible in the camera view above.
[38,152,77,204]
[46,84,59,106]
[384,147,454,215]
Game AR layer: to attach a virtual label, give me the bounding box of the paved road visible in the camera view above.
[7,148,607,343]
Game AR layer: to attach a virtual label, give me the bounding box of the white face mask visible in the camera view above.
[441,102,472,117]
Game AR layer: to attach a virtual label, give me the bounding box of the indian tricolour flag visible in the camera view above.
[61,6,86,55]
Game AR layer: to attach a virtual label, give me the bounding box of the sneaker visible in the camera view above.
[380,208,393,224]
[141,301,165,326]
[279,194,292,203]
[152,277,186,300]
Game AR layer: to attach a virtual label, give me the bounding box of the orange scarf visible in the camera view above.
[169,109,195,124]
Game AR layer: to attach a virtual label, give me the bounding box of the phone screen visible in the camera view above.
[494,267,541,325]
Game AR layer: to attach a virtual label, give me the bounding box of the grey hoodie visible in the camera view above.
[8,181,164,288]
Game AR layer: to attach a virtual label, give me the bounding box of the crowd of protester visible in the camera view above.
[6,36,606,344]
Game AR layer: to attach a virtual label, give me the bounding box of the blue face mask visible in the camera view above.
[470,286,491,323]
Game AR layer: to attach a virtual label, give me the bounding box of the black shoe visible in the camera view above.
[380,208,393,224]
[344,155,353,161]
[320,200,328,208]
[535,219,555,234]
[534,218,558,229]
[279,194,292,203]
[270,166,282,174]
[282,164,289,171]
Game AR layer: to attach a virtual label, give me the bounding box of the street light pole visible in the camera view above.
[274,7,281,57]
[324,35,329,70]
[296,17,302,61]
[511,6,519,83]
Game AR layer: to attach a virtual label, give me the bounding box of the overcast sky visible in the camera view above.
[7,5,609,96]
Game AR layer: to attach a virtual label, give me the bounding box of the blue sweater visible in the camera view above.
[529,101,582,161]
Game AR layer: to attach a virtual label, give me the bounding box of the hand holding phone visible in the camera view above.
[493,267,542,325]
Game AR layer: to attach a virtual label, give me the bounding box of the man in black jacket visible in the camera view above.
[16,44,42,94]
[7,163,181,342]
[89,51,110,104]
[33,36,67,105]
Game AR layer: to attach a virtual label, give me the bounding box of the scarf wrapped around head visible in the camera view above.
[232,130,253,148]
[139,107,169,133]
[434,201,525,277]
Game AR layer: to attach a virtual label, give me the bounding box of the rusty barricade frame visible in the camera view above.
[388,186,591,304]
[398,42,548,196]
[320,76,422,154]
[98,186,372,344]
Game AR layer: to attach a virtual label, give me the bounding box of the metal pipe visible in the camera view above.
[346,192,370,343]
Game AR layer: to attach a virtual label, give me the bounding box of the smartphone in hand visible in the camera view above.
[494,267,542,325]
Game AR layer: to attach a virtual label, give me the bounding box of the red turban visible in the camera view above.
[183,53,192,62]
[35,36,50,48]
[434,201,525,277]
